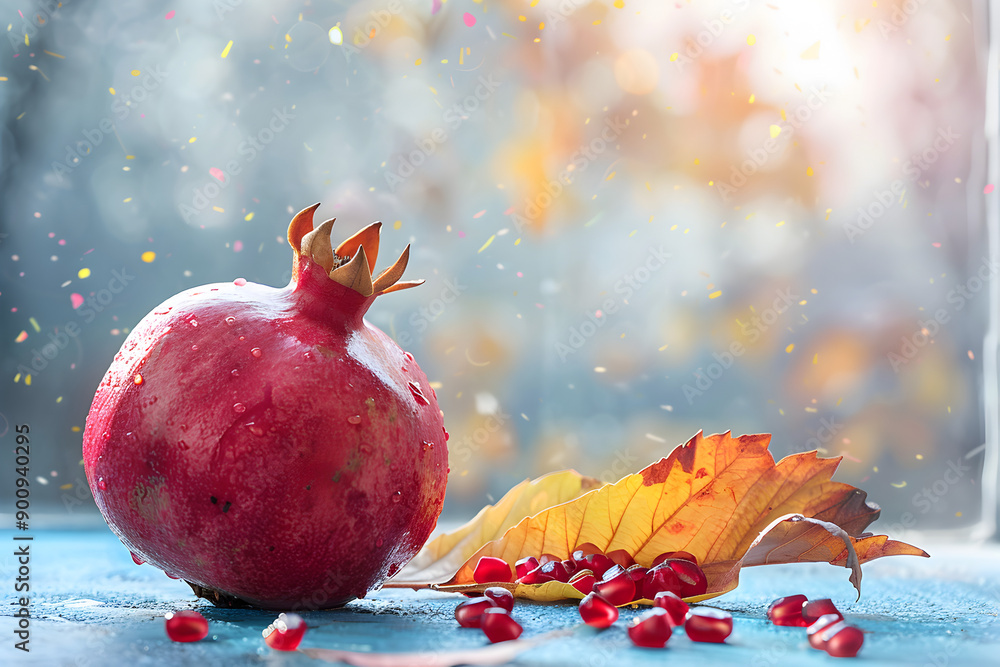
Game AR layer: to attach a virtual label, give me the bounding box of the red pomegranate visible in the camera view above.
[82,204,449,610]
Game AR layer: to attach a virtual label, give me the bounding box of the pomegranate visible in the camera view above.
[82,205,449,610]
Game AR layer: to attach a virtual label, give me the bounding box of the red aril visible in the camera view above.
[807,614,844,650]
[643,563,683,600]
[606,549,635,569]
[651,551,699,567]
[571,543,601,566]
[663,559,708,598]
[164,610,208,643]
[628,608,673,648]
[262,613,306,651]
[579,553,615,579]
[825,624,865,658]
[480,608,523,643]
[539,559,572,583]
[515,556,539,580]
[592,566,636,606]
[483,587,514,612]
[455,597,497,628]
[569,569,596,595]
[802,598,842,624]
[653,591,689,627]
[517,564,554,585]
[767,594,809,626]
[684,607,733,643]
[578,592,618,628]
[83,206,447,610]
[474,557,513,584]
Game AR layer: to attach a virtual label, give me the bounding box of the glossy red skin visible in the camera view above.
[82,256,448,610]
[164,610,209,642]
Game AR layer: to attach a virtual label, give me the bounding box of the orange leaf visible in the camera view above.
[424,431,927,602]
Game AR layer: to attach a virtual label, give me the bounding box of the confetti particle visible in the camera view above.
[432,0,442,14]
[748,93,755,104]
[769,124,782,138]
[328,26,343,45]
[969,350,975,360]
[233,240,243,252]
[594,366,607,373]
[472,209,486,219]
[800,41,821,59]
[478,235,496,253]
[708,290,722,299]
[109,87,116,95]
[613,0,625,7]
[985,184,995,195]
[29,317,40,332]
[130,69,140,76]
[393,220,402,230]
[244,212,254,221]
[785,343,795,353]
[670,52,679,61]
[890,481,907,488]
[747,34,756,45]
[141,251,156,263]
[463,12,476,27]
[806,166,814,176]
[221,40,234,58]
[15,330,28,343]
[71,293,84,309]
[209,167,225,182]
[77,267,91,279]
[165,10,175,19]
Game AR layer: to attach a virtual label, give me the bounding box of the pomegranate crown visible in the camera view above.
[287,203,423,297]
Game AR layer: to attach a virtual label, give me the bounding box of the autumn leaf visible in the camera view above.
[400,431,927,603]
[391,470,602,586]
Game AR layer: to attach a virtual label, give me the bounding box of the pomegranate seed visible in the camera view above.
[592,566,636,606]
[606,549,635,569]
[643,563,683,600]
[515,556,539,579]
[628,608,673,648]
[580,553,616,579]
[561,558,578,577]
[164,610,208,643]
[473,556,513,584]
[802,598,842,625]
[518,564,555,585]
[480,608,522,643]
[767,594,809,627]
[571,543,601,566]
[825,624,865,658]
[684,607,733,643]
[651,551,699,567]
[538,553,560,565]
[483,587,514,612]
[262,612,306,651]
[653,591,689,627]
[663,559,708,598]
[569,569,596,595]
[540,559,572,583]
[455,597,497,628]
[807,614,844,650]
[578,592,618,628]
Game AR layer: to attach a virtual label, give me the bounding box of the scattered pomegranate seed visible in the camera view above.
[643,563,683,600]
[483,587,514,612]
[579,552,615,579]
[571,543,601,565]
[628,608,673,648]
[569,569,596,595]
[825,624,865,658]
[653,591,689,627]
[540,559,572,583]
[262,612,306,651]
[663,559,708,598]
[684,607,733,643]
[606,549,635,569]
[518,564,554,585]
[164,610,208,643]
[802,598,842,625]
[480,608,523,643]
[651,551,699,567]
[578,592,618,628]
[807,614,844,650]
[515,556,540,579]
[455,597,497,628]
[767,594,809,627]
[473,556,513,584]
[592,565,636,606]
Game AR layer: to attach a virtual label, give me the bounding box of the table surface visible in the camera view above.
[2,528,999,666]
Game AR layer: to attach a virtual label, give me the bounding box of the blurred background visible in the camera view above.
[0,0,996,538]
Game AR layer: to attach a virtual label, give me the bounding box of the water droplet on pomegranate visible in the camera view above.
[392,491,402,503]
[231,369,239,377]
[226,316,236,325]
[408,381,430,405]
[251,347,262,358]
[177,440,189,451]
[422,441,434,452]
[233,403,246,414]
[303,351,313,361]
[131,552,144,565]
[102,431,111,440]
[234,278,247,286]
[404,352,414,361]
[347,415,362,425]
[191,344,199,351]
[164,572,180,580]
[238,335,245,341]
[97,478,107,491]
[387,563,400,577]
[133,373,143,385]
[190,318,198,327]
[247,424,264,436]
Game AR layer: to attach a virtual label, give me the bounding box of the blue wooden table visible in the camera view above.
[2,528,999,666]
